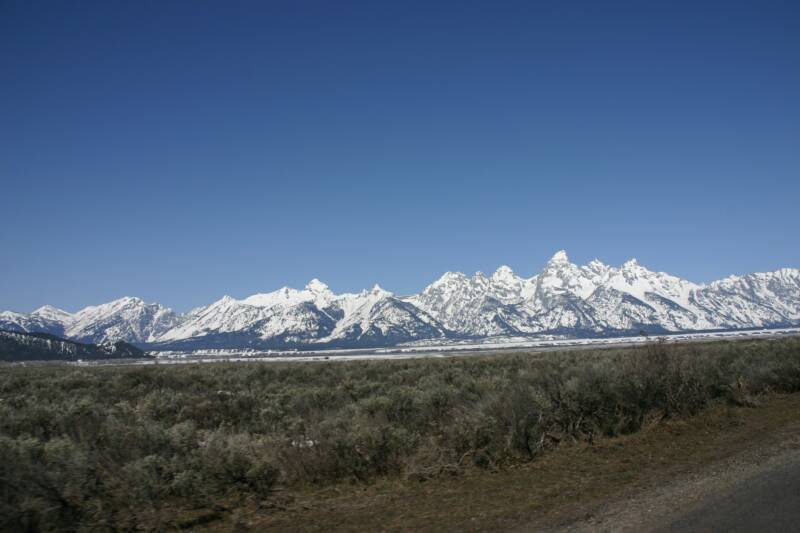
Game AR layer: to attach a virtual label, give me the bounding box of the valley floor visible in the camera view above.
[147,326,800,365]
[4,337,799,532]
[238,393,800,532]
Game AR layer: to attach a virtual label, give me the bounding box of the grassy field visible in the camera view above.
[1,337,800,531]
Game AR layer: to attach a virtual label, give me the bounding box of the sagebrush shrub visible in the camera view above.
[1,337,799,530]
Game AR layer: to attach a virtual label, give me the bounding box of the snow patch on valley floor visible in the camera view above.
[133,327,800,366]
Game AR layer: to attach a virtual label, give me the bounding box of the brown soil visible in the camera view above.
[196,393,800,531]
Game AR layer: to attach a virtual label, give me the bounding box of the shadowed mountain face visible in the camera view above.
[0,330,147,362]
[2,252,799,351]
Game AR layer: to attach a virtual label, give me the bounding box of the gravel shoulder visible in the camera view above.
[559,406,800,532]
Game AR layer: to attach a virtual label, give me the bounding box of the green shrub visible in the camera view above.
[0,337,799,530]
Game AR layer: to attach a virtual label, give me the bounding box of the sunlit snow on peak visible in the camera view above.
[2,251,798,349]
[493,265,515,279]
[548,250,570,264]
[305,278,330,293]
[622,258,642,269]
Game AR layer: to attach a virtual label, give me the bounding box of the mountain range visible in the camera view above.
[2,251,798,351]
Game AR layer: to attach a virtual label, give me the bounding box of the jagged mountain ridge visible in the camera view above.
[2,251,798,350]
[152,281,448,350]
[1,297,180,345]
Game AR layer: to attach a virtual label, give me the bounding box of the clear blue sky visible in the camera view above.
[2,0,799,313]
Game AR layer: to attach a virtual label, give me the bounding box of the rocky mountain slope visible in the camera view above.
[2,252,798,350]
[0,329,147,362]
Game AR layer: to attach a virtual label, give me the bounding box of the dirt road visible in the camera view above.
[562,410,800,532]
[660,458,800,532]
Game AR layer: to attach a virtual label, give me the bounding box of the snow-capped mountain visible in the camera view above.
[31,305,74,324]
[0,305,73,337]
[407,269,530,337]
[64,297,181,344]
[2,251,798,350]
[153,280,447,350]
[692,269,800,329]
[321,285,447,347]
[1,297,180,345]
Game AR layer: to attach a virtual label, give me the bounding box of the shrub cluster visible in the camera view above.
[1,337,799,530]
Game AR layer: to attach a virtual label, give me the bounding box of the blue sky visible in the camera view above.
[2,0,799,312]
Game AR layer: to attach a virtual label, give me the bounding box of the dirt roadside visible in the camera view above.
[546,400,800,532]
[236,394,800,532]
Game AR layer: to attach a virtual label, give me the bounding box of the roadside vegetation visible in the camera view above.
[1,337,799,530]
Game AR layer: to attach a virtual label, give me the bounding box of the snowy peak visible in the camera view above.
[241,287,301,308]
[586,259,610,275]
[0,309,67,337]
[240,279,332,309]
[369,284,391,297]
[487,265,529,304]
[536,251,596,300]
[492,265,516,281]
[72,296,143,319]
[31,305,74,323]
[305,278,331,294]
[547,250,570,265]
[2,252,798,350]
[622,258,641,268]
[65,297,180,344]
[434,271,469,285]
